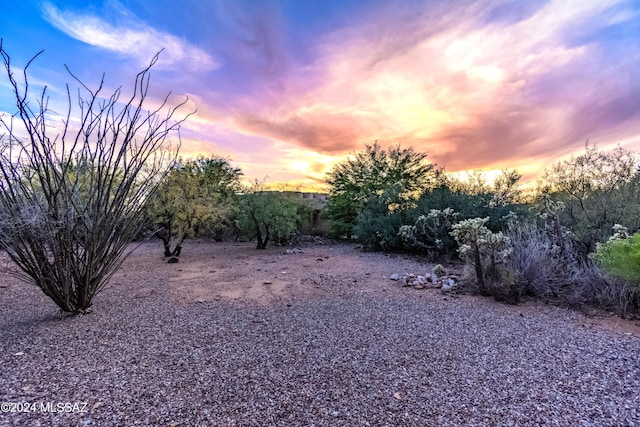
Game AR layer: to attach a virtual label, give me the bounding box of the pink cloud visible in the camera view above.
[205,0,639,182]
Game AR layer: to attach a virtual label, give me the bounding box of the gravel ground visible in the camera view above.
[0,241,639,426]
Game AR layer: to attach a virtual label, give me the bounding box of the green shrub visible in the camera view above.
[353,185,408,251]
[592,231,640,285]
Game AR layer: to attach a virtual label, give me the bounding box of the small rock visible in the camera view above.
[284,248,304,254]
[390,273,400,281]
[263,281,272,285]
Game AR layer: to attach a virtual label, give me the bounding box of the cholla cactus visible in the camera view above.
[433,264,446,277]
[608,224,630,241]
[450,217,511,294]
[399,208,458,255]
[531,195,570,248]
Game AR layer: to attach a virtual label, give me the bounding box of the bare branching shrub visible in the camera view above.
[542,143,640,254]
[593,278,637,319]
[507,222,574,302]
[0,43,188,314]
[504,220,637,314]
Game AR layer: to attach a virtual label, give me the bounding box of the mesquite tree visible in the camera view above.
[238,183,306,249]
[0,42,188,314]
[149,156,242,256]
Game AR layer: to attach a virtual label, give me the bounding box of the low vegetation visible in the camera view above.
[0,43,638,318]
[325,143,640,317]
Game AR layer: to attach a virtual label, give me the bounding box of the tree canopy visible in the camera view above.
[325,142,435,238]
[542,143,640,253]
[238,183,309,249]
[148,156,242,256]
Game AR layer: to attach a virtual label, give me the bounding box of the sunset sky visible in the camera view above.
[1,0,639,191]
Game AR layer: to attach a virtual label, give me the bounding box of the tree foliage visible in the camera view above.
[542,143,640,253]
[352,184,409,251]
[0,44,187,314]
[325,142,435,238]
[148,156,242,256]
[238,184,308,249]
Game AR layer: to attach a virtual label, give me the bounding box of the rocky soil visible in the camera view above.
[0,240,639,426]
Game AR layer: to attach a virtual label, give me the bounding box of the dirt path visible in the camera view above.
[105,240,640,336]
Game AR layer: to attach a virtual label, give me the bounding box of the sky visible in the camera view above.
[1,0,640,191]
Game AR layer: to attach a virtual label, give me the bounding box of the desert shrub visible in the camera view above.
[502,217,638,314]
[592,278,638,319]
[0,46,187,314]
[542,144,640,255]
[592,229,640,285]
[414,183,530,236]
[590,227,640,315]
[353,184,408,251]
[504,220,595,305]
[238,185,308,249]
[148,156,242,256]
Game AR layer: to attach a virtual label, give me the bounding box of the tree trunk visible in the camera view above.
[261,226,270,249]
[255,225,270,249]
[255,226,264,249]
[473,244,487,295]
[163,240,172,257]
[155,227,173,256]
[172,234,186,256]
